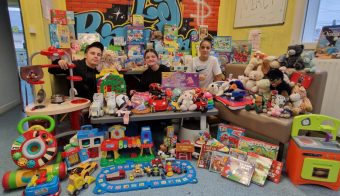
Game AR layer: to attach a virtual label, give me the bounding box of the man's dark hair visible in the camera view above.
[85,41,104,53]
[267,68,284,81]
[200,36,213,47]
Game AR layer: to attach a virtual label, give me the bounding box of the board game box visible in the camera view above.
[209,151,229,173]
[221,156,255,186]
[217,123,245,148]
[238,136,279,160]
[162,72,199,91]
[246,152,273,186]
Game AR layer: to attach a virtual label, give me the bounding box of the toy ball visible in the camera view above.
[11,116,57,170]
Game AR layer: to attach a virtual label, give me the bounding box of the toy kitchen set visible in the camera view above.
[286,114,340,191]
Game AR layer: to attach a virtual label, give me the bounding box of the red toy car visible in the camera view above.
[194,93,208,112]
[149,97,168,112]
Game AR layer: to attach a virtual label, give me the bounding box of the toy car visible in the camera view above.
[70,161,98,177]
[106,170,126,181]
[149,97,168,112]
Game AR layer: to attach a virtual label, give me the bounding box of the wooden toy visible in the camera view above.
[286,114,340,191]
[176,140,194,160]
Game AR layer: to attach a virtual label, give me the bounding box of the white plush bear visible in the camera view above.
[178,90,197,111]
[245,70,264,93]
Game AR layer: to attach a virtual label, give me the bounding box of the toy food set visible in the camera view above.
[221,156,255,186]
[162,72,199,91]
[286,114,340,191]
[217,123,245,148]
[209,151,229,173]
[93,160,197,194]
[267,160,283,184]
[238,136,279,160]
[246,152,273,186]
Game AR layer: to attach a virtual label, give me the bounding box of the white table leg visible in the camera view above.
[200,115,206,130]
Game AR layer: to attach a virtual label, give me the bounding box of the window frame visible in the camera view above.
[291,0,321,50]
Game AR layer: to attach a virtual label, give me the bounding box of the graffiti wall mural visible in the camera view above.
[66,0,220,50]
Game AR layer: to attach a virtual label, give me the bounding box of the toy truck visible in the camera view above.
[67,174,95,196]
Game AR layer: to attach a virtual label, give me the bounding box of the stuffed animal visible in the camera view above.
[289,84,313,116]
[245,70,264,93]
[267,91,291,118]
[279,44,305,70]
[245,94,267,113]
[301,51,316,73]
[256,79,271,99]
[244,57,263,76]
[177,90,197,111]
[206,81,229,96]
[262,56,280,74]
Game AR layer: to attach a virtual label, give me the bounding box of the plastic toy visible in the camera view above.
[93,160,197,194]
[2,162,67,190]
[11,116,57,169]
[23,174,60,196]
[69,161,98,177]
[67,173,95,196]
[286,114,340,191]
[106,170,126,181]
[175,140,195,160]
[20,47,81,107]
[100,126,154,167]
[77,125,105,160]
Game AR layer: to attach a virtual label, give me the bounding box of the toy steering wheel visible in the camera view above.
[12,116,57,169]
[17,115,55,134]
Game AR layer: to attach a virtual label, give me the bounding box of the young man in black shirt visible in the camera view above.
[48,42,104,101]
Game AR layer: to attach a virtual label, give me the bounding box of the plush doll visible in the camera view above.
[267,91,291,118]
[279,44,305,70]
[262,56,280,74]
[256,79,271,99]
[244,56,263,76]
[177,90,197,111]
[206,81,229,96]
[301,51,316,73]
[245,70,264,93]
[289,84,313,116]
[245,94,268,113]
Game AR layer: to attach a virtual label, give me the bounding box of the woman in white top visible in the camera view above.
[188,37,224,88]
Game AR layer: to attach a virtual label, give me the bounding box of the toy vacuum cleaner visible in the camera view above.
[286,114,340,191]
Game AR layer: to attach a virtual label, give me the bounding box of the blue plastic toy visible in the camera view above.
[93,160,197,194]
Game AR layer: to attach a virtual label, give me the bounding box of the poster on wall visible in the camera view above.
[234,0,288,28]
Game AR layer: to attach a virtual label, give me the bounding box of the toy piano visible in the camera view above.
[286,114,340,191]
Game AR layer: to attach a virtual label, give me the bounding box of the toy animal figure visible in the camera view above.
[289,84,313,116]
[89,93,104,117]
[279,44,305,70]
[177,90,197,111]
[105,91,116,115]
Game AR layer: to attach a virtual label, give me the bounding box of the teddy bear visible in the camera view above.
[289,84,313,116]
[256,79,271,99]
[279,44,305,70]
[301,51,316,73]
[262,56,281,74]
[177,90,197,111]
[245,70,264,93]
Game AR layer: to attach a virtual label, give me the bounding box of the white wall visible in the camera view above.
[0,2,20,114]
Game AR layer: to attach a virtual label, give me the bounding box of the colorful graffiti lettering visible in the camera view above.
[74,0,200,50]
